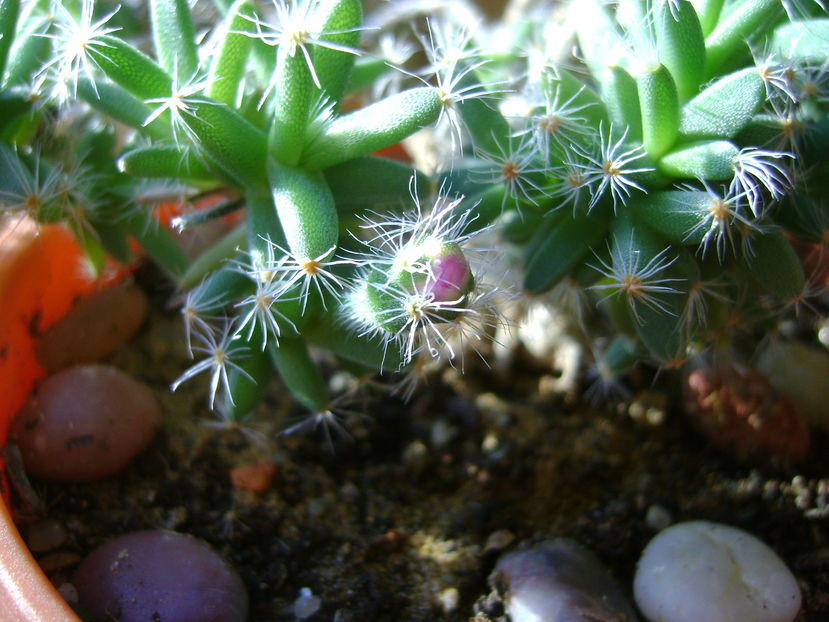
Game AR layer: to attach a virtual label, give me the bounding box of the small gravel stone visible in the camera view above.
[10,365,161,481]
[634,521,801,622]
[491,539,638,622]
[229,459,278,493]
[293,587,321,619]
[25,518,68,553]
[644,505,672,532]
[436,586,460,614]
[73,530,248,622]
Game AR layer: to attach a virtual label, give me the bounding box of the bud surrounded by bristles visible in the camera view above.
[346,182,483,364]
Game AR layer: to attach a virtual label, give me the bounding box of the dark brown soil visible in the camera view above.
[15,274,829,622]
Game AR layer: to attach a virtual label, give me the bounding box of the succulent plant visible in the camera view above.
[1,0,828,430]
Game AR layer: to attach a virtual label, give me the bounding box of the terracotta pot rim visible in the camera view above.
[0,497,80,621]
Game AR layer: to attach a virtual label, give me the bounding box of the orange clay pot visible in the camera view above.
[0,196,223,620]
[0,217,103,620]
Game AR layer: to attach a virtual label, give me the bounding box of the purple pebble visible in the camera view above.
[72,530,248,622]
[492,539,639,622]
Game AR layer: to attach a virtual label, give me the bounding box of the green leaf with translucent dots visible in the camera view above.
[678,68,764,140]
[659,139,738,179]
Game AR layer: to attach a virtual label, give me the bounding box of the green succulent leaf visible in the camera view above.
[268,336,330,412]
[304,317,404,373]
[218,343,272,422]
[743,229,806,301]
[704,0,781,76]
[655,0,706,100]
[309,0,363,109]
[690,0,725,37]
[0,0,20,81]
[269,44,315,166]
[678,67,764,140]
[300,87,442,169]
[77,79,170,141]
[88,35,173,100]
[118,145,214,182]
[599,65,643,142]
[268,162,339,263]
[770,18,829,62]
[181,98,268,190]
[638,63,680,158]
[207,0,256,106]
[149,0,199,79]
[659,139,739,179]
[524,209,610,293]
[323,155,429,211]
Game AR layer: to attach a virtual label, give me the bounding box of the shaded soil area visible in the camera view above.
[15,275,829,621]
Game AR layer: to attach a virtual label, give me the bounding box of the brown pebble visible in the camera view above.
[9,365,162,481]
[25,519,69,553]
[684,364,811,464]
[229,460,278,493]
[35,281,149,373]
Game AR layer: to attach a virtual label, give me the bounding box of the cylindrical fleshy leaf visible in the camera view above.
[181,99,267,189]
[150,0,199,79]
[603,334,641,375]
[691,0,725,36]
[76,79,170,141]
[268,162,338,262]
[304,317,404,372]
[638,64,680,158]
[88,35,173,100]
[658,139,738,179]
[678,67,764,139]
[544,68,608,128]
[268,337,330,412]
[121,210,190,279]
[324,156,429,211]
[269,44,315,166]
[656,0,706,100]
[4,14,51,87]
[218,342,272,421]
[524,209,610,293]
[631,190,714,245]
[0,0,20,81]
[207,0,255,106]
[456,94,511,156]
[245,191,285,275]
[743,230,806,301]
[300,87,442,169]
[777,194,829,244]
[599,65,643,142]
[610,215,688,363]
[705,0,781,76]
[118,145,214,181]
[770,18,829,63]
[309,0,363,109]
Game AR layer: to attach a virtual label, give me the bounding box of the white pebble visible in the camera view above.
[634,521,801,622]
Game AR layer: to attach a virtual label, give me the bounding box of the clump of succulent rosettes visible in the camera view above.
[2,0,828,431]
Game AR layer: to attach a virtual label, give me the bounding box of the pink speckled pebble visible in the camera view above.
[9,365,161,481]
